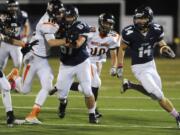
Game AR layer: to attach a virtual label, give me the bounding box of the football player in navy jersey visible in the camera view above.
[117,6,180,128]
[52,5,98,124]
[0,0,30,81]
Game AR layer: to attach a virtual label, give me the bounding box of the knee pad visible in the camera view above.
[91,76,101,88]
[80,82,93,97]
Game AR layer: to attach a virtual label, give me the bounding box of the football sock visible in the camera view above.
[170,108,179,118]
[92,87,99,101]
[27,104,41,117]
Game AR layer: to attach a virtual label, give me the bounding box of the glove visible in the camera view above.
[160,46,176,58]
[117,65,123,78]
[21,40,39,55]
[109,67,117,76]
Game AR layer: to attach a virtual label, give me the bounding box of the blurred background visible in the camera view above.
[1,0,180,57]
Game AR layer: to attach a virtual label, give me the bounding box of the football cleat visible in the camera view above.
[89,113,99,124]
[6,111,15,127]
[121,78,131,94]
[25,116,42,124]
[49,87,58,95]
[176,114,180,128]
[58,99,68,118]
[95,108,102,118]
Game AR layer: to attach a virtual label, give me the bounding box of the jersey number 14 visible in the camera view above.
[138,46,151,58]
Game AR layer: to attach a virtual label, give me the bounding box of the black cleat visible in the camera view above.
[89,113,99,124]
[121,78,131,94]
[95,108,102,118]
[49,87,58,95]
[176,114,180,128]
[58,99,68,119]
[6,111,15,127]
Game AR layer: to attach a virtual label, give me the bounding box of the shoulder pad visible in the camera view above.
[122,25,134,36]
[72,21,90,33]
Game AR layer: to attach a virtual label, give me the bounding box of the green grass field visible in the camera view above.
[0,58,180,135]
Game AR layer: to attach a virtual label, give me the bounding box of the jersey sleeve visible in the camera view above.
[121,26,133,45]
[108,32,121,49]
[153,24,164,42]
[40,22,59,41]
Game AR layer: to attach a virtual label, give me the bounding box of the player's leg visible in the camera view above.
[9,46,23,71]
[55,64,74,119]
[76,59,98,123]
[139,71,180,128]
[91,63,102,118]
[0,44,9,70]
[0,71,15,126]
[151,66,180,128]
[121,78,151,96]
[25,59,53,124]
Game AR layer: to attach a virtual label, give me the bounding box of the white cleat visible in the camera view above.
[25,117,42,124]
[14,119,26,125]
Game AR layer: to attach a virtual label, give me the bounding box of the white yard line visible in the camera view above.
[8,94,180,100]
[0,122,175,129]
[0,106,164,112]
[42,123,175,129]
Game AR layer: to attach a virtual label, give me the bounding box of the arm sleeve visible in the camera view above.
[40,23,58,41]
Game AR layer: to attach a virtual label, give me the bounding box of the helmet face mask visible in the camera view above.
[64,5,79,28]
[47,0,65,21]
[98,13,115,34]
[6,0,19,14]
[133,6,153,31]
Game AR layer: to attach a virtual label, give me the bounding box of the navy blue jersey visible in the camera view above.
[10,10,28,39]
[59,21,91,66]
[121,23,164,65]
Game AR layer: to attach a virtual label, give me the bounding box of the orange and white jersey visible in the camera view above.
[31,12,59,57]
[87,29,120,63]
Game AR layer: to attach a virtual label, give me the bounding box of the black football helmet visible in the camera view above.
[133,6,153,30]
[47,0,65,20]
[64,5,79,28]
[6,0,19,14]
[98,13,115,34]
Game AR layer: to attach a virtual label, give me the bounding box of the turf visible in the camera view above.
[0,57,180,135]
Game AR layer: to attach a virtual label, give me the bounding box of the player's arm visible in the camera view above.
[159,40,175,58]
[0,34,25,47]
[118,41,128,67]
[117,41,128,78]
[109,49,118,76]
[21,20,30,42]
[47,38,66,47]
[74,35,86,48]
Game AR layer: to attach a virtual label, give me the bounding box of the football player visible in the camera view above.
[117,6,180,128]
[0,0,30,73]
[51,5,98,124]
[7,0,67,124]
[49,13,120,118]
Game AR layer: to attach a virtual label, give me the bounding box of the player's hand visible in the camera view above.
[110,67,117,76]
[160,46,176,58]
[21,40,39,55]
[117,65,123,78]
